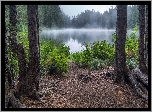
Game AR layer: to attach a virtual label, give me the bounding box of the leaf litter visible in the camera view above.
[21,62,148,108]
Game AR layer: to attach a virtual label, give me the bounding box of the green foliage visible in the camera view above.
[48,48,68,76]
[17,31,29,62]
[58,44,70,57]
[40,38,69,76]
[126,58,138,70]
[80,43,93,67]
[39,5,63,28]
[16,5,28,32]
[71,26,138,71]
[71,40,114,70]
[125,26,138,59]
[111,31,116,45]
[7,47,19,78]
[91,40,114,64]
[90,58,105,70]
[70,52,82,66]
[7,29,29,78]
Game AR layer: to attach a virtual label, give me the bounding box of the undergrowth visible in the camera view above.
[7,26,138,78]
[71,26,139,70]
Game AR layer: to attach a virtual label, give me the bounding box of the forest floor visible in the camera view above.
[20,62,148,108]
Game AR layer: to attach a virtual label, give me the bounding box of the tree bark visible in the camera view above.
[9,5,27,98]
[126,67,148,100]
[145,5,148,69]
[23,5,40,100]
[5,77,26,108]
[5,8,26,107]
[5,22,13,88]
[132,67,148,87]
[114,5,127,84]
[138,5,147,74]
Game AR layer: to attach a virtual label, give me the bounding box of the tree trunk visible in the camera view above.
[138,5,147,74]
[22,5,40,100]
[5,77,26,108]
[5,9,26,107]
[5,22,13,88]
[114,5,127,84]
[145,5,148,69]
[9,5,27,99]
[123,5,148,101]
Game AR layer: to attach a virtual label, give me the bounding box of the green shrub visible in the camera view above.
[91,40,114,64]
[46,48,68,76]
[126,57,138,70]
[80,43,93,68]
[71,41,114,69]
[70,52,82,66]
[40,38,69,76]
[90,58,102,70]
[125,26,138,59]
[90,58,112,70]
[58,44,70,57]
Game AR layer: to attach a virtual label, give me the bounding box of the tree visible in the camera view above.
[8,5,40,101]
[114,5,127,84]
[113,5,148,100]
[8,5,27,98]
[9,5,27,91]
[145,5,148,69]
[21,5,40,99]
[39,5,63,28]
[127,5,139,29]
[5,5,26,108]
[138,5,147,74]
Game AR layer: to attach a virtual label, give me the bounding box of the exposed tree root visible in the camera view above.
[5,78,26,108]
[126,67,148,100]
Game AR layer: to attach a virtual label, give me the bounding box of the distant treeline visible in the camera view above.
[62,5,139,29]
[5,5,139,30]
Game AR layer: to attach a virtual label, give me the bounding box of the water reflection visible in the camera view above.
[65,38,85,53]
[40,29,138,53]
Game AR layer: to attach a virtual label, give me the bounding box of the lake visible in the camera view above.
[40,29,139,53]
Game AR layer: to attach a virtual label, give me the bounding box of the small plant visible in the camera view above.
[126,57,138,70]
[90,58,102,70]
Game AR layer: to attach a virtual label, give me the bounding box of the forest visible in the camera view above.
[4,5,149,109]
[40,5,139,29]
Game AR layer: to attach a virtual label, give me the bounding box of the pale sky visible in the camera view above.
[60,5,116,19]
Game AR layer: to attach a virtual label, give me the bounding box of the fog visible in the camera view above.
[40,28,139,53]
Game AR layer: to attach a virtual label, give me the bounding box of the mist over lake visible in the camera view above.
[40,29,139,53]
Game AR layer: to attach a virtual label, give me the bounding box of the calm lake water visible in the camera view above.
[40,29,138,53]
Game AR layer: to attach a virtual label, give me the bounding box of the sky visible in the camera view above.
[60,5,116,19]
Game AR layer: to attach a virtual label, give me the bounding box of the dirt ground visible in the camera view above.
[21,62,148,108]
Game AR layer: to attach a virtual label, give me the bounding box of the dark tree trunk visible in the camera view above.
[114,5,127,84]
[124,5,148,101]
[145,5,148,69]
[5,8,26,107]
[9,5,27,98]
[5,22,12,88]
[138,5,147,74]
[23,5,40,99]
